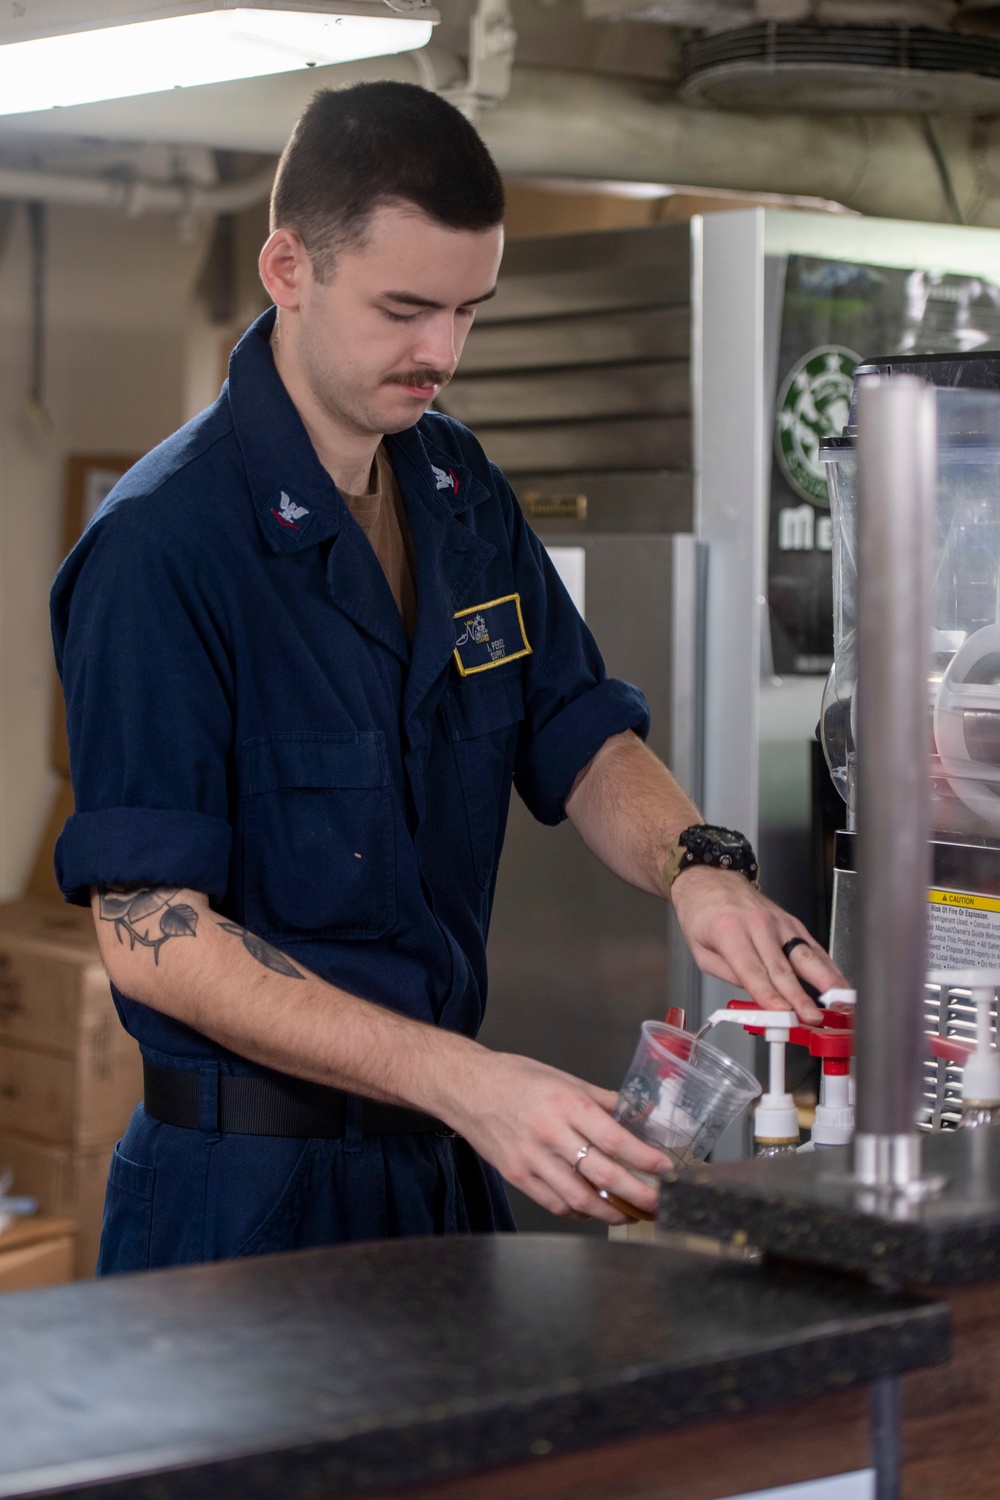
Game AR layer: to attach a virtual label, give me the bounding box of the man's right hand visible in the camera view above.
[438,1050,671,1225]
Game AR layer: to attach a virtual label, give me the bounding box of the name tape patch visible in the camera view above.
[453,594,532,677]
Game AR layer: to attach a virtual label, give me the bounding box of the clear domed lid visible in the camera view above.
[821,386,1000,840]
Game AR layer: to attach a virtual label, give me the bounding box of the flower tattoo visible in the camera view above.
[97,887,304,980]
[97,885,199,964]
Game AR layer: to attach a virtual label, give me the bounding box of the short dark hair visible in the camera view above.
[271,81,505,280]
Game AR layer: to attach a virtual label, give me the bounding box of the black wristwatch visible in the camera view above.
[661,824,760,898]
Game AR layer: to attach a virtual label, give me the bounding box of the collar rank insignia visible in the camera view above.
[272,490,309,530]
[453,593,532,677]
[431,463,459,494]
[261,485,317,550]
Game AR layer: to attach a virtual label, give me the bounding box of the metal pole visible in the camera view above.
[853,377,935,1189]
[870,1376,903,1500]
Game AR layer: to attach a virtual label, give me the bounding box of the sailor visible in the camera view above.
[51,82,843,1273]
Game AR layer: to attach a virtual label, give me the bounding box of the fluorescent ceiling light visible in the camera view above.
[0,3,436,116]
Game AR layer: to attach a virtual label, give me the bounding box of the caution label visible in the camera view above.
[928,888,1000,970]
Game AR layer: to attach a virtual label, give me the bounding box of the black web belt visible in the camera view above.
[143,1060,453,1139]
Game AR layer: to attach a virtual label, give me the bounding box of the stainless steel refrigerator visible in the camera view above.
[438,226,703,1231]
[478,532,702,1231]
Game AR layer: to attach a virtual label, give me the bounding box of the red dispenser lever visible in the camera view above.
[928,1034,975,1066]
[718,1001,855,1149]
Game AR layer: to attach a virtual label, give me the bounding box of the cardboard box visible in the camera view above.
[0,899,108,1050]
[0,899,141,1146]
[0,1215,76,1293]
[0,1134,110,1277]
[0,1034,141,1147]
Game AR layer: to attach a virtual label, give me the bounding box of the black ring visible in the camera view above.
[781,937,823,1004]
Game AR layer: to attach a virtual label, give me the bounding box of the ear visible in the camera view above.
[259,228,311,310]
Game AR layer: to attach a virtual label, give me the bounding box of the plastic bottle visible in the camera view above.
[958,1103,1000,1129]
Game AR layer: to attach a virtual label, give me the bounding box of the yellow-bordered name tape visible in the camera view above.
[453,593,532,677]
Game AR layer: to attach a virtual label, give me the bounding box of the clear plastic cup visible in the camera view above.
[613,1020,762,1170]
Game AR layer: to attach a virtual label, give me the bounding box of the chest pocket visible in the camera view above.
[241,732,395,942]
[443,672,525,890]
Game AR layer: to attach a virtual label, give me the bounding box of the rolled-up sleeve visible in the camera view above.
[50,510,235,906]
[495,467,651,825]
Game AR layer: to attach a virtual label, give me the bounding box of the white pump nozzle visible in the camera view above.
[962,985,1000,1107]
[756,1041,800,1144]
[811,1070,854,1147]
[703,1010,799,1143]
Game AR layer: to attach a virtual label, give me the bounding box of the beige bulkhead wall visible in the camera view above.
[0,204,211,899]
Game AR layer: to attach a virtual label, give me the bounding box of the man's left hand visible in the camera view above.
[670,866,846,1023]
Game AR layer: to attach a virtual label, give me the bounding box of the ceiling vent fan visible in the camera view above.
[585,2,1000,113]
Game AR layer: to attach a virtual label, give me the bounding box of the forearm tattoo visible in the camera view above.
[98,885,198,964]
[217,922,305,979]
[97,885,304,979]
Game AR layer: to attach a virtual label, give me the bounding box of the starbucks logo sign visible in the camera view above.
[776,345,858,507]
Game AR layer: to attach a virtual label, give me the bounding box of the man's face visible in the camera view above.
[293,202,504,439]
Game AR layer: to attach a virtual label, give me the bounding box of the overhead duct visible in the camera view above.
[478,68,1000,228]
[1,50,1000,227]
[0,163,275,215]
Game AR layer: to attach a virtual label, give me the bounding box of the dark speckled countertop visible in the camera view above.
[0,1235,947,1499]
[659,1129,1000,1285]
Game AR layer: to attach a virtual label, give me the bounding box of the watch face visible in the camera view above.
[680,825,754,868]
[684,826,738,852]
[702,826,744,851]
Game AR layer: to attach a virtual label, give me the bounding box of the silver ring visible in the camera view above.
[573,1145,590,1173]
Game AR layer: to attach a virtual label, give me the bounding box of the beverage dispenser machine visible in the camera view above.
[821,358,1000,1127]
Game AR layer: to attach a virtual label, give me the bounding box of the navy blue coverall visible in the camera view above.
[50,309,651,1273]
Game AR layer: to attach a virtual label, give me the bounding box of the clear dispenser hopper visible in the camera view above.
[821,388,1000,841]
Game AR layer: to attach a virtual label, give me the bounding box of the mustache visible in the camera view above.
[384,368,452,389]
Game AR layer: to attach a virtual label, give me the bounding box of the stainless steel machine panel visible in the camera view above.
[481,416,691,475]
[447,222,693,498]
[438,361,690,428]
[455,224,704,1221]
[476,224,690,324]
[480,532,704,1233]
[458,307,690,375]
[517,471,692,534]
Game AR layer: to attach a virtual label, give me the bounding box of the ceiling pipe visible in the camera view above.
[479,68,1000,228]
[0,56,999,227]
[0,163,275,215]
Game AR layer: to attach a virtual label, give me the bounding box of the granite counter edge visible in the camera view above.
[0,1299,950,1500]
